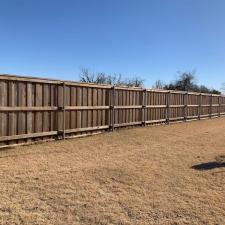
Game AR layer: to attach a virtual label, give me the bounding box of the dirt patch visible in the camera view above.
[0,118,225,224]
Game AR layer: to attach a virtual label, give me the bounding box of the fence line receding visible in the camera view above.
[0,74,225,148]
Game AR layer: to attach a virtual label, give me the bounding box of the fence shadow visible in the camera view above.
[191,162,225,171]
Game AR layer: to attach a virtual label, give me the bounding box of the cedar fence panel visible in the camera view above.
[0,74,225,148]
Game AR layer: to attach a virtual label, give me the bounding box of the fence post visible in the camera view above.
[110,86,115,131]
[142,89,147,126]
[57,81,66,140]
[210,94,213,118]
[166,91,171,124]
[62,82,66,139]
[198,93,202,120]
[183,92,188,121]
[218,95,221,117]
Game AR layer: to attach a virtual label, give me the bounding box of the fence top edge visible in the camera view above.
[0,74,224,97]
[0,74,111,89]
[114,86,143,91]
[0,74,60,84]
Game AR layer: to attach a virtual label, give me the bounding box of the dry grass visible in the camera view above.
[1,118,225,225]
[215,155,225,164]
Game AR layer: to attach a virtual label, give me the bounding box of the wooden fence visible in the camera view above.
[0,74,225,148]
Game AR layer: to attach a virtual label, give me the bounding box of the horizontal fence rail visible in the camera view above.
[0,74,225,148]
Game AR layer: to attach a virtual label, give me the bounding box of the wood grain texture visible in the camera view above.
[0,74,225,147]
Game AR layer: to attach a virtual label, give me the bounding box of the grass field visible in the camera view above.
[0,118,225,225]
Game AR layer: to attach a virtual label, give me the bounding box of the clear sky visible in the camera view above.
[0,0,225,90]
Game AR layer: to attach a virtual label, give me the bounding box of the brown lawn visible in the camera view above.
[0,118,225,225]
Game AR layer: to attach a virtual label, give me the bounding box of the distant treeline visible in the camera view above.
[153,71,221,94]
[79,68,221,94]
[79,68,144,88]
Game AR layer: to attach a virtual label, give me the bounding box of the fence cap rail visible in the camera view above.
[0,74,225,97]
[114,86,143,91]
[0,74,112,89]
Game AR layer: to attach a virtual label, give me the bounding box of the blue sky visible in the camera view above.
[0,0,225,90]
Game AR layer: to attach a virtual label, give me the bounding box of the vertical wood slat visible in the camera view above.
[184,92,188,121]
[53,84,58,132]
[56,82,66,139]
[142,89,147,125]
[92,88,97,127]
[218,96,221,117]
[87,88,93,128]
[8,81,16,145]
[71,86,77,129]
[130,91,133,122]
[105,88,110,126]
[0,81,7,146]
[118,90,122,124]
[43,84,50,133]
[166,91,171,123]
[198,94,202,120]
[122,90,125,124]
[210,94,213,118]
[18,82,26,144]
[35,83,43,142]
[63,82,66,139]
[18,82,24,135]
[110,86,115,131]
[1,74,225,148]
[97,88,102,127]
[102,88,106,126]
[26,83,33,143]
[65,86,69,131]
[82,87,87,131]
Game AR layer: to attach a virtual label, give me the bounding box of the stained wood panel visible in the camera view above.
[0,74,225,148]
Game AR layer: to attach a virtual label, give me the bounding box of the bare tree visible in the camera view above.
[79,68,95,83]
[153,80,165,89]
[122,76,144,87]
[166,71,196,91]
[161,71,221,94]
[79,68,144,87]
[130,76,144,87]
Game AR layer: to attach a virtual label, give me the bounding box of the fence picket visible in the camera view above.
[0,74,225,148]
